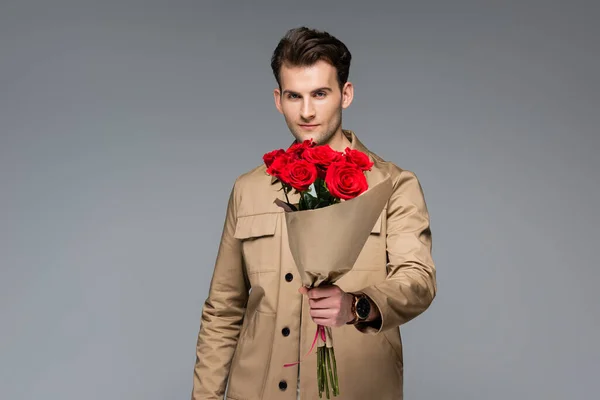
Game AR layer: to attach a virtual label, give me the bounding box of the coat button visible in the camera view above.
[279,380,287,391]
[285,273,293,282]
[282,327,290,337]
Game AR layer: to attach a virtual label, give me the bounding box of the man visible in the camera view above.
[191,26,436,400]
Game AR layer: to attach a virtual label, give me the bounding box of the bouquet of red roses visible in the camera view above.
[264,139,376,212]
[263,139,393,398]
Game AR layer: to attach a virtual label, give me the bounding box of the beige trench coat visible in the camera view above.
[191,130,436,400]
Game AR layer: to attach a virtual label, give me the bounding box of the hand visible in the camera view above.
[298,285,354,327]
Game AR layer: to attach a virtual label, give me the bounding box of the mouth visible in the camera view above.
[299,124,320,130]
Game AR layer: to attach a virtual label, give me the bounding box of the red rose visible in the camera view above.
[263,149,285,168]
[302,145,345,178]
[287,139,314,159]
[280,158,318,192]
[266,152,291,180]
[325,161,368,200]
[344,148,374,171]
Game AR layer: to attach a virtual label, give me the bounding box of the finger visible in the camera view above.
[312,318,333,327]
[310,308,336,319]
[306,289,323,299]
[309,297,338,309]
[307,285,338,299]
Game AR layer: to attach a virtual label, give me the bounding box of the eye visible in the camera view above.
[314,91,326,98]
[287,93,300,99]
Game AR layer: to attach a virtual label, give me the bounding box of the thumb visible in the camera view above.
[298,286,309,295]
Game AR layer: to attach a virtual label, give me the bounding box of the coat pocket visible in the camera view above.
[234,213,280,275]
[226,310,276,400]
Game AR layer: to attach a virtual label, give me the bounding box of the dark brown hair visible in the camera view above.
[270,26,352,90]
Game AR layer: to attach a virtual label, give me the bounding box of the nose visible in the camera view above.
[300,99,316,121]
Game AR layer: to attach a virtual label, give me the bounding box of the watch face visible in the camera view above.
[356,297,371,319]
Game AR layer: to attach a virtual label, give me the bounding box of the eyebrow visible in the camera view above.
[282,87,333,95]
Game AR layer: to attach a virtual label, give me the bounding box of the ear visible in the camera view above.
[273,88,283,114]
[341,81,354,109]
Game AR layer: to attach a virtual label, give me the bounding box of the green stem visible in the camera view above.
[323,351,330,400]
[283,184,290,204]
[325,347,335,396]
[319,347,325,394]
[322,347,327,396]
[331,347,339,395]
[317,347,322,398]
[327,347,332,395]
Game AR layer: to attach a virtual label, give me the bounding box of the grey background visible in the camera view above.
[1,1,598,399]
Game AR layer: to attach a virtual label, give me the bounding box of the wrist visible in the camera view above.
[344,293,356,324]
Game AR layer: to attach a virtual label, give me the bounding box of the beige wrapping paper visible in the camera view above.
[278,174,393,288]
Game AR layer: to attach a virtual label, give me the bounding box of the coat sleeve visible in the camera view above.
[354,169,437,334]
[191,181,249,399]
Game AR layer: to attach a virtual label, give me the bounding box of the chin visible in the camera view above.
[296,131,325,143]
[292,132,315,142]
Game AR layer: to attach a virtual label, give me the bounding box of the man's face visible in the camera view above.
[274,60,353,146]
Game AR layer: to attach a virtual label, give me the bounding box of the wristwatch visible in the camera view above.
[346,293,371,325]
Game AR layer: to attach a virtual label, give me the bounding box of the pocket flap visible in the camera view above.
[234,213,278,239]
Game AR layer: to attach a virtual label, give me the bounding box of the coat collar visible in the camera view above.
[270,129,370,184]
